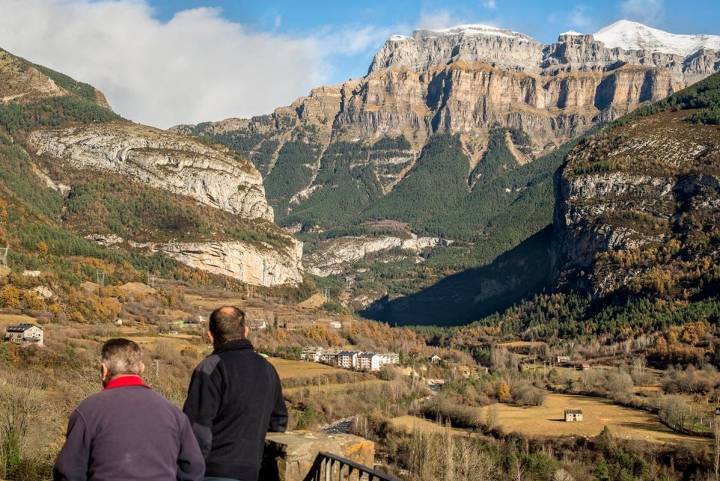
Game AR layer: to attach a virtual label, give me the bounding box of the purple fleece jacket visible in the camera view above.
[53,378,205,481]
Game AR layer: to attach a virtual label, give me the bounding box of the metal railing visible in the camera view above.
[304,451,400,481]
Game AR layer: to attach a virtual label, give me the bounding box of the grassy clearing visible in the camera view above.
[268,357,345,380]
[390,415,481,438]
[478,393,708,445]
[284,379,387,394]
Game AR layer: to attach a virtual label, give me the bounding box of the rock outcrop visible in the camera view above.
[305,234,447,276]
[158,239,303,287]
[28,122,274,221]
[554,101,720,296]
[177,21,720,213]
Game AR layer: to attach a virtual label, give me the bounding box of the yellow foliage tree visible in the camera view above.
[0,285,21,309]
[497,381,511,403]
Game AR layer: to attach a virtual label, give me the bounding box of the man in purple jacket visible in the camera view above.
[53,338,205,481]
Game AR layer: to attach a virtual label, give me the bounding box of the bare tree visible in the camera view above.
[0,374,36,478]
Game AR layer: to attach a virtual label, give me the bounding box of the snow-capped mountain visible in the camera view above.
[595,20,720,56]
[416,23,534,42]
[370,19,720,75]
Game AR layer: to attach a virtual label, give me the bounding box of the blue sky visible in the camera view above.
[149,0,720,83]
[0,0,717,127]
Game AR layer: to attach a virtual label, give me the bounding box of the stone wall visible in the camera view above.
[261,431,375,481]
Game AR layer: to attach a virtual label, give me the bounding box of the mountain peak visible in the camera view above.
[594,19,720,56]
[414,24,535,42]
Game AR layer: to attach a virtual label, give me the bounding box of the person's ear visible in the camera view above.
[138,362,145,375]
[244,325,249,338]
[207,330,214,345]
[101,363,109,382]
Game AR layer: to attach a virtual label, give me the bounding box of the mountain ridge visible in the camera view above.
[0,47,304,288]
[176,20,720,310]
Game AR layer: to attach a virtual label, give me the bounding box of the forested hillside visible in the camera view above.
[432,72,720,340]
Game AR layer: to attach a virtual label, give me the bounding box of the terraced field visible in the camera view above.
[478,393,707,445]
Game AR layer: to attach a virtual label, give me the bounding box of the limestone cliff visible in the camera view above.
[0,46,303,287]
[27,122,273,221]
[305,234,447,276]
[177,21,720,219]
[554,75,720,297]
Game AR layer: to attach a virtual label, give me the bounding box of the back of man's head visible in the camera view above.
[209,306,247,346]
[101,338,144,378]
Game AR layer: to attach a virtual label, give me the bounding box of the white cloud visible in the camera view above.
[483,0,497,10]
[620,0,665,24]
[417,10,464,30]
[417,9,497,30]
[0,0,388,128]
[567,5,596,32]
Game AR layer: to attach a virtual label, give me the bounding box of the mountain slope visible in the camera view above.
[444,72,720,340]
[0,48,302,287]
[177,20,720,309]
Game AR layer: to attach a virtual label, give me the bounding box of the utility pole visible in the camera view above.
[154,359,160,379]
[146,271,155,288]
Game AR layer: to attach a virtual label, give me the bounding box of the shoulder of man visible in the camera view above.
[195,352,222,371]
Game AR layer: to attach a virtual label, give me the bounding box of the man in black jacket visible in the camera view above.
[184,306,288,481]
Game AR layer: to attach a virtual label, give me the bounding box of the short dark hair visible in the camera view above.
[101,338,143,377]
[209,306,247,344]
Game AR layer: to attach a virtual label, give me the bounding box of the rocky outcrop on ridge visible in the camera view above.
[28,122,274,221]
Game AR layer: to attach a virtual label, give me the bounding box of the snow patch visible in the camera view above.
[595,19,720,56]
[416,24,535,42]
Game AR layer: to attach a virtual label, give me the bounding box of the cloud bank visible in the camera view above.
[620,0,665,25]
[0,0,385,128]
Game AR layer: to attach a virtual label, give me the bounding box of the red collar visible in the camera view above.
[103,375,149,390]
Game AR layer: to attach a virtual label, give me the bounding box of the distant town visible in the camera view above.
[300,346,400,372]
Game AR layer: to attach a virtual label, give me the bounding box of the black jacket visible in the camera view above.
[183,339,288,480]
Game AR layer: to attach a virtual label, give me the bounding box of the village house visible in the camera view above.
[337,351,358,369]
[300,346,400,371]
[556,355,571,364]
[320,348,341,364]
[300,347,324,363]
[564,409,583,422]
[357,352,381,371]
[379,352,400,365]
[4,323,44,347]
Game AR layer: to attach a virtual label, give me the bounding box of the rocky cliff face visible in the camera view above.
[27,122,274,221]
[176,21,720,306]
[178,21,720,215]
[554,82,720,296]
[305,234,447,276]
[132,239,304,286]
[0,47,303,287]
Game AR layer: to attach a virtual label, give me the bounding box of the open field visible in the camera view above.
[268,357,346,380]
[0,312,38,324]
[478,393,708,445]
[390,415,481,437]
[285,379,387,394]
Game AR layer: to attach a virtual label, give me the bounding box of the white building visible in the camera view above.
[379,353,400,366]
[300,347,323,362]
[4,324,44,347]
[336,351,358,369]
[318,349,338,364]
[357,352,381,371]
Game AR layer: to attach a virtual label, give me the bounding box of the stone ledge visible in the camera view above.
[261,431,375,481]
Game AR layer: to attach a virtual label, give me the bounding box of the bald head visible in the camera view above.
[208,306,247,347]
